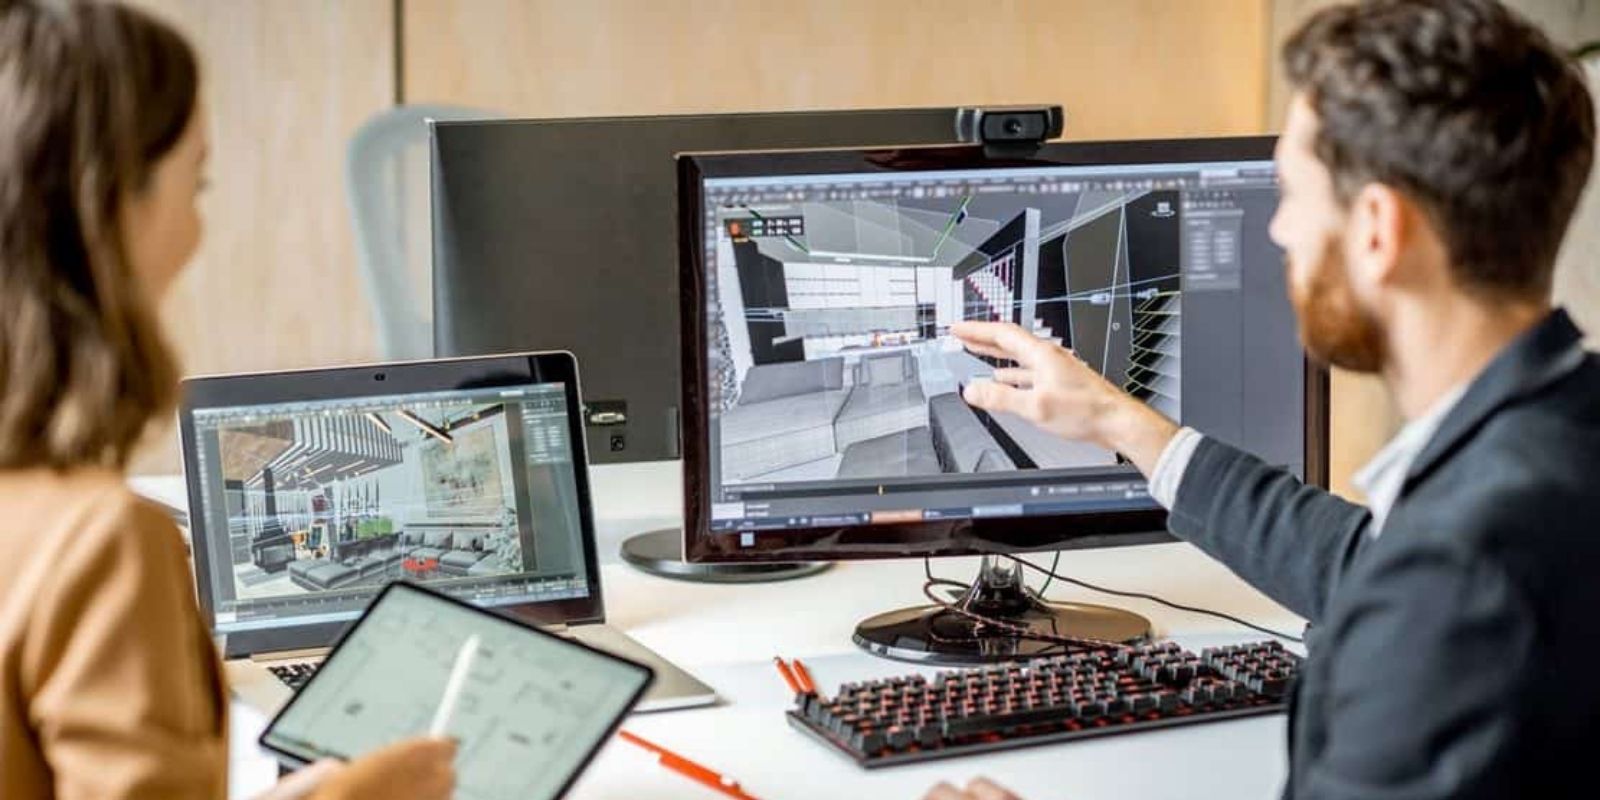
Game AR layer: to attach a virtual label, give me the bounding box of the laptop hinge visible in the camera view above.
[251,647,329,662]
[540,623,570,635]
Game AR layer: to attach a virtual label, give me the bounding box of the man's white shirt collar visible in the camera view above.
[1351,383,1468,536]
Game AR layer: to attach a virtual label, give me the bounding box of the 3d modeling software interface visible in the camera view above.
[189,384,591,634]
[697,159,1303,533]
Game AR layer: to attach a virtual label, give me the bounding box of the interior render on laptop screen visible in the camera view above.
[188,384,592,634]
[699,159,1306,532]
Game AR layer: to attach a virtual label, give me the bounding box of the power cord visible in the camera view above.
[1035,549,1062,596]
[1004,553,1304,644]
[921,556,1123,651]
[919,554,1304,647]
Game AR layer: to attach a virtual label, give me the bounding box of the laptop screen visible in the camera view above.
[186,380,593,637]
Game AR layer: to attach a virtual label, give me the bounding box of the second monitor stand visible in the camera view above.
[620,528,831,583]
[854,554,1151,666]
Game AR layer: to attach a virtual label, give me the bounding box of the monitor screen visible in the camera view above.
[679,140,1326,561]
[186,381,593,638]
[431,108,1043,466]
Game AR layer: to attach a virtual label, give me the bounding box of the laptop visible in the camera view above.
[177,351,716,715]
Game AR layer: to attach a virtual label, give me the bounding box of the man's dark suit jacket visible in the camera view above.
[1168,309,1599,799]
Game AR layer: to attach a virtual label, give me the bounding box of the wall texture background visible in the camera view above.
[128,0,1600,500]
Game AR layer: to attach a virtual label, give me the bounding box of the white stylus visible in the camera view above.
[429,634,481,737]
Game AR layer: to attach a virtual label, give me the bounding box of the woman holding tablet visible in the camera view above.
[0,2,454,797]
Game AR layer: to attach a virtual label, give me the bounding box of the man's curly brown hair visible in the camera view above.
[1284,0,1595,299]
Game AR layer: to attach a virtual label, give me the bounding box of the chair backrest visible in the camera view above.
[346,104,499,360]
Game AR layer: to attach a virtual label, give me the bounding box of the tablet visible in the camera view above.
[260,582,653,800]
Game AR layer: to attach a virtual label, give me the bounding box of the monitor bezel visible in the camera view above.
[677,137,1330,563]
[178,351,607,659]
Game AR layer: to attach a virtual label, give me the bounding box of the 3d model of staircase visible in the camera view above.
[964,265,1014,323]
[1124,291,1180,419]
[962,253,1064,350]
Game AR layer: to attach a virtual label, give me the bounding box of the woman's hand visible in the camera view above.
[924,776,1024,800]
[308,737,457,800]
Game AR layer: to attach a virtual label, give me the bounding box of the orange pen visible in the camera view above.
[772,656,802,694]
[618,730,760,800]
[791,659,817,694]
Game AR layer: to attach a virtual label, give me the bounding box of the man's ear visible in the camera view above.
[1346,182,1409,289]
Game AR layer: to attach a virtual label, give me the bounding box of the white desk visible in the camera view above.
[139,462,1303,800]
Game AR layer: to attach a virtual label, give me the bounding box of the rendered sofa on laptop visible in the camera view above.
[287,548,403,591]
[438,530,496,576]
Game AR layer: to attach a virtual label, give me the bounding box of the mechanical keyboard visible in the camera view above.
[787,640,1300,768]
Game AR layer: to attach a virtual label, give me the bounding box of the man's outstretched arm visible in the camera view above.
[953,320,1369,623]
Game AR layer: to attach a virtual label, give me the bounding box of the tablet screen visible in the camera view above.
[261,582,653,800]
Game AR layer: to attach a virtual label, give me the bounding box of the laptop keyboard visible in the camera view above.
[267,662,319,691]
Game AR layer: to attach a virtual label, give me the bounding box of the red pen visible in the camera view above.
[618,729,760,800]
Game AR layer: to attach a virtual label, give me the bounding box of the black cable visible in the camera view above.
[921,556,1122,651]
[1005,554,1304,644]
[919,578,1121,652]
[1034,549,1062,596]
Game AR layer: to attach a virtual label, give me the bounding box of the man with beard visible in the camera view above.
[924,1,1597,799]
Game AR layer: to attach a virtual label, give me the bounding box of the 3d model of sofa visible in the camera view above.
[720,351,939,481]
[438,530,496,576]
[719,357,852,480]
[928,392,1017,473]
[835,427,942,478]
[287,548,403,591]
[833,351,929,451]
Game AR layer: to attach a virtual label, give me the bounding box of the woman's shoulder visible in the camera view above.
[0,467,181,560]
[0,464,164,513]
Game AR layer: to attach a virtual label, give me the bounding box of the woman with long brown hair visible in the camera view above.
[0,2,454,797]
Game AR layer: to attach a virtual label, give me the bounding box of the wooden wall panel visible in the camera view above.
[403,0,1270,140]
[1271,0,1600,118]
[108,0,1598,502]
[128,0,394,473]
[1555,57,1600,348]
[1268,0,1600,499]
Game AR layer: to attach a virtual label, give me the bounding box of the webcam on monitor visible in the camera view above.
[955,105,1065,156]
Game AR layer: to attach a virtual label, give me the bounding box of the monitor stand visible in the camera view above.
[853,555,1151,666]
[619,529,831,583]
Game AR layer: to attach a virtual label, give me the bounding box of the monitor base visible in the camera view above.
[619,529,831,583]
[853,555,1151,666]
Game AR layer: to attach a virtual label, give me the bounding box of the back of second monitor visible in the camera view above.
[431,107,1061,581]
[430,107,1057,467]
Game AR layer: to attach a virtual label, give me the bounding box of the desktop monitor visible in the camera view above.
[677,138,1328,664]
[430,108,1056,468]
